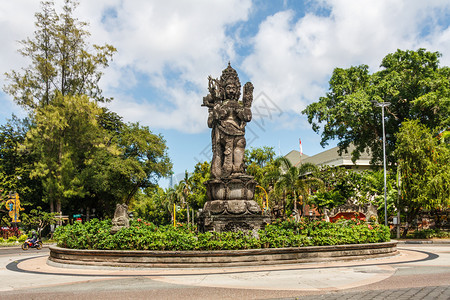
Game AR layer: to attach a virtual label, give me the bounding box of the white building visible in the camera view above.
[285,144,373,171]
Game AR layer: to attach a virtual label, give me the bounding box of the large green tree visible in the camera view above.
[79,119,172,216]
[303,49,450,165]
[4,0,116,110]
[23,93,108,213]
[0,116,42,201]
[395,120,450,236]
[115,122,172,204]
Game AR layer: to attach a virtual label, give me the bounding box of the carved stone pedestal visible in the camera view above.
[198,175,270,233]
[199,212,271,233]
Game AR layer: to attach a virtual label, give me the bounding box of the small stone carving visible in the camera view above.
[328,200,378,222]
[110,203,130,234]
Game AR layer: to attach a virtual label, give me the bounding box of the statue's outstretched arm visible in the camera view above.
[243,82,254,108]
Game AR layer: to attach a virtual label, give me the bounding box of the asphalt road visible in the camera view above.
[0,244,449,299]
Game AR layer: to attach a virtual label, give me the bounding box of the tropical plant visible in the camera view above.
[188,161,210,210]
[176,170,193,225]
[275,158,323,217]
[245,147,281,209]
[133,187,171,225]
[22,206,58,238]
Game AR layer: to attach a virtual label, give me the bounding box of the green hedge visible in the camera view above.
[412,229,450,239]
[53,217,390,250]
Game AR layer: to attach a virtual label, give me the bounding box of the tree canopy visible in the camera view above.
[3,0,116,110]
[302,49,450,165]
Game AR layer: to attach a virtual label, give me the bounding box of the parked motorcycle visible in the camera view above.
[21,238,43,250]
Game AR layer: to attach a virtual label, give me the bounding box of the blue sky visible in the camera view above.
[1,0,450,186]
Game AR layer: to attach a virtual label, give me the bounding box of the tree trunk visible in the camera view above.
[401,221,409,238]
[186,202,190,226]
[401,208,418,238]
[293,191,297,213]
[433,209,441,229]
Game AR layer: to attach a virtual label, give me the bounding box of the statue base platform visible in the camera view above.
[198,211,271,233]
[198,175,271,233]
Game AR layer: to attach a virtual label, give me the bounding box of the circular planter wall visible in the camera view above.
[49,241,398,268]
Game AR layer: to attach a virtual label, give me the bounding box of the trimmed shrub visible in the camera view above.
[7,236,17,243]
[54,217,390,250]
[18,234,28,242]
[412,229,450,239]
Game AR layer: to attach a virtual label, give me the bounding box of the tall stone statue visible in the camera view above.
[199,64,270,233]
[203,63,253,178]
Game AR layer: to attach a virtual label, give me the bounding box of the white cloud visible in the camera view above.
[242,0,450,127]
[107,86,207,133]
[0,0,252,133]
[83,0,252,132]
[1,0,449,134]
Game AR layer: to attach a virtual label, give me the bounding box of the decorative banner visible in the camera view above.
[5,193,24,223]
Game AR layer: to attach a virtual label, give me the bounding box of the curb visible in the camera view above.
[396,239,450,244]
[49,241,398,268]
[0,244,54,250]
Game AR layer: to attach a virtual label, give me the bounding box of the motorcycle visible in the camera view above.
[21,238,43,250]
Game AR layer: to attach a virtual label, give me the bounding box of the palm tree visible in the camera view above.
[176,170,192,225]
[164,187,177,225]
[275,157,323,218]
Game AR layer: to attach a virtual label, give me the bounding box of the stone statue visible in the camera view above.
[203,63,254,178]
[110,203,130,234]
[199,64,270,233]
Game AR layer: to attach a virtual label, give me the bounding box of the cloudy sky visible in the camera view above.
[1,0,450,185]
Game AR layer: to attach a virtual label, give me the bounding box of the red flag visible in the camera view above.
[299,138,303,156]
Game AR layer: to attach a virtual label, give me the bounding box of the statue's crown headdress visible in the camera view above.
[220,62,240,84]
[220,62,241,99]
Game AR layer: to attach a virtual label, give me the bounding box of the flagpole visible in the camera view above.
[298,138,303,219]
[299,138,303,164]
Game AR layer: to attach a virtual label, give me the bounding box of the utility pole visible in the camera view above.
[374,101,391,227]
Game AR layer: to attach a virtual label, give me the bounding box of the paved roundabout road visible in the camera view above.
[0,244,449,299]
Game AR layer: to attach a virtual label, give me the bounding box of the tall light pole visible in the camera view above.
[374,101,390,226]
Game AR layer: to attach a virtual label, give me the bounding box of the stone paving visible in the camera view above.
[295,286,450,300]
[0,243,449,299]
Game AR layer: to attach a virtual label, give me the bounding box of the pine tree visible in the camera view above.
[4,0,116,110]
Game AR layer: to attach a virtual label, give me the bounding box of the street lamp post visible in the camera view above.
[374,101,391,226]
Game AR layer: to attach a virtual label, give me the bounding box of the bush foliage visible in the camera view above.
[412,229,450,239]
[54,217,390,251]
